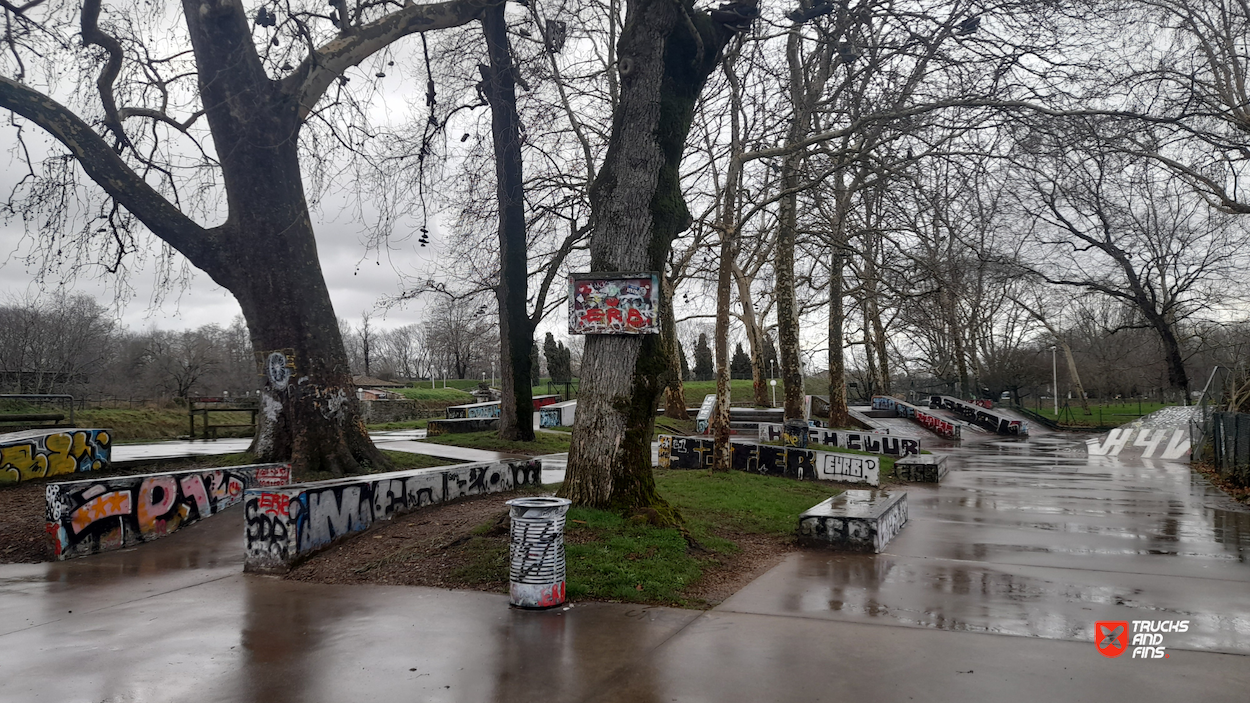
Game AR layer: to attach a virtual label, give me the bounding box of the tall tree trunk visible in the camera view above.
[1059,340,1091,414]
[181,2,389,476]
[661,273,689,420]
[711,228,734,471]
[776,26,807,422]
[827,244,849,426]
[732,264,770,407]
[561,0,751,511]
[482,3,535,441]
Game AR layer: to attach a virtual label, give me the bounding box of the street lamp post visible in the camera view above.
[1051,345,1058,416]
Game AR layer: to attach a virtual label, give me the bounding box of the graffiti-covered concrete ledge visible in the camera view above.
[243,459,542,573]
[658,435,881,486]
[1,428,112,486]
[46,463,290,559]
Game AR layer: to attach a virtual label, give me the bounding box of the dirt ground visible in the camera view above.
[287,489,794,608]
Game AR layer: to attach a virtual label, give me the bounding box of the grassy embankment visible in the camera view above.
[452,468,840,607]
[1025,401,1183,429]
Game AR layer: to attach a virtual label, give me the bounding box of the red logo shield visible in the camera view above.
[1096,621,1129,658]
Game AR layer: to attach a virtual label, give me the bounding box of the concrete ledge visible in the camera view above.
[243,459,542,573]
[1,428,112,486]
[45,463,290,560]
[445,401,501,419]
[757,423,921,456]
[871,397,962,440]
[658,435,880,486]
[798,490,908,553]
[427,417,499,435]
[894,454,948,483]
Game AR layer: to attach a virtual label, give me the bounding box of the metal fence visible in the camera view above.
[1198,411,1250,486]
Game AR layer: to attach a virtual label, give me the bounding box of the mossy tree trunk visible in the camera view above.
[561,0,756,511]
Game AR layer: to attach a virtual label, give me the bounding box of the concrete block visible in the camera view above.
[427,417,500,435]
[45,463,290,559]
[894,454,948,482]
[243,459,542,573]
[1,428,112,486]
[798,490,908,553]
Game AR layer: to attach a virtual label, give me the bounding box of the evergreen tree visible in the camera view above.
[693,333,714,382]
[543,333,560,381]
[677,339,691,380]
[762,335,780,379]
[730,342,752,380]
[530,343,541,383]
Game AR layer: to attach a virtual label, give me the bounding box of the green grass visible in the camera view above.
[653,415,697,438]
[1027,401,1182,428]
[396,386,475,402]
[77,408,201,442]
[556,469,841,605]
[418,430,570,456]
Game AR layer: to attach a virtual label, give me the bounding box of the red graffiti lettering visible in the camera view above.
[258,493,291,516]
[580,309,603,325]
[626,307,645,329]
[605,307,623,325]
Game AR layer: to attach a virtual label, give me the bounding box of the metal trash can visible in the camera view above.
[506,496,572,609]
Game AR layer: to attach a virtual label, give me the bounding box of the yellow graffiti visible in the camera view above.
[0,430,111,485]
[0,443,49,484]
[43,433,78,476]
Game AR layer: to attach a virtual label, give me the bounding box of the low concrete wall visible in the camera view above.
[243,459,543,573]
[446,401,501,419]
[757,423,920,456]
[1,428,112,486]
[361,399,423,424]
[46,463,291,559]
[538,400,577,428]
[427,417,499,435]
[657,435,880,486]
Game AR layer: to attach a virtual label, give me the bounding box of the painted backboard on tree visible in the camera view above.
[568,273,660,335]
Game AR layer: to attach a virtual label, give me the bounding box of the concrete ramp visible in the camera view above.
[1085,406,1198,461]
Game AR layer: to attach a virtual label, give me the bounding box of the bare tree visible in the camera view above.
[0,0,512,475]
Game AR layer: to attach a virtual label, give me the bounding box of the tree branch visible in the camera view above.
[281,0,499,121]
[0,75,215,268]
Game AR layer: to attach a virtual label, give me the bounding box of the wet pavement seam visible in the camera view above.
[705,606,1250,658]
[872,551,1250,583]
[0,571,237,640]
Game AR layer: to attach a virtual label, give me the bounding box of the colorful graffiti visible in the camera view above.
[244,459,543,573]
[877,397,962,440]
[45,463,290,559]
[446,401,501,419]
[929,395,1027,436]
[659,435,880,486]
[1,429,111,486]
[568,273,660,335]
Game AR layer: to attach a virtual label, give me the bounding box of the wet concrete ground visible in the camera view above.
[2,428,1248,700]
